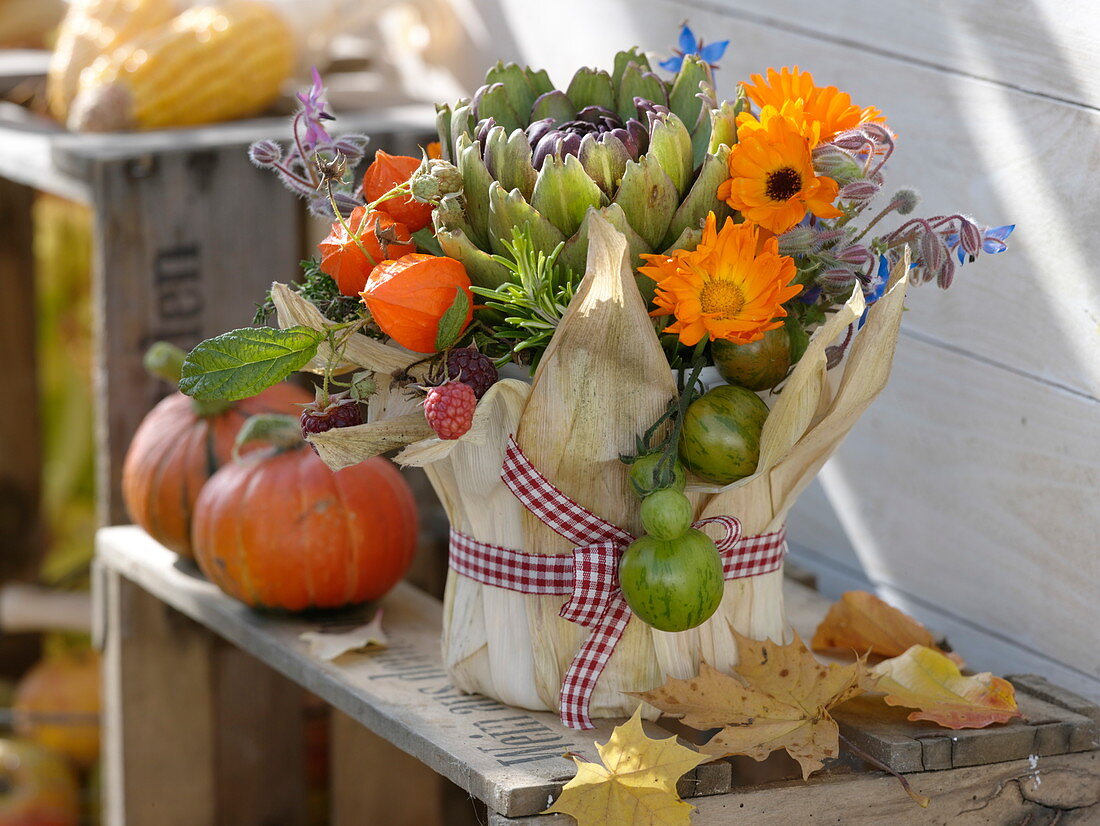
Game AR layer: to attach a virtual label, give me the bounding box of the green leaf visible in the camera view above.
[180,326,324,402]
[435,288,472,351]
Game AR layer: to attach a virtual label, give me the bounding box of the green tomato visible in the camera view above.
[712,327,792,391]
[618,529,724,632]
[640,489,693,540]
[679,385,769,485]
[628,453,687,497]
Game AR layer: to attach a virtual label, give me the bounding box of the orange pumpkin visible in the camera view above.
[12,651,100,768]
[191,417,418,610]
[121,343,311,558]
[361,254,473,353]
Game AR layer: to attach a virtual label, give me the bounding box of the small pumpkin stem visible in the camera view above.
[233,414,303,461]
[144,342,186,385]
[145,341,232,417]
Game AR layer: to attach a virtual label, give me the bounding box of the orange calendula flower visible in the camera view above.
[740,66,885,145]
[718,112,843,234]
[640,214,802,346]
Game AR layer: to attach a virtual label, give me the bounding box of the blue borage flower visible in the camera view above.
[943,224,1015,264]
[659,24,730,73]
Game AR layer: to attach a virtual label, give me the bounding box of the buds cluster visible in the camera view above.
[409,157,464,204]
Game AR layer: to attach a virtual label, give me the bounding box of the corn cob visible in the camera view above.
[0,0,64,49]
[47,0,177,120]
[68,1,294,132]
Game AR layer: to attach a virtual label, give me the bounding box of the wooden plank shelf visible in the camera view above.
[95,526,1100,824]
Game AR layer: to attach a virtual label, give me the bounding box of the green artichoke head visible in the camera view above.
[434,51,741,289]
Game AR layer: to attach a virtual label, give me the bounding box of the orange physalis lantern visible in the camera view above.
[362,150,435,232]
[361,254,473,353]
[318,207,415,296]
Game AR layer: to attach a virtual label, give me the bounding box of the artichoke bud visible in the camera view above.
[708,98,740,152]
[488,182,566,258]
[578,133,630,197]
[530,153,606,237]
[435,104,455,162]
[448,103,474,159]
[613,155,679,248]
[531,89,574,123]
[612,47,653,87]
[434,222,513,289]
[566,67,616,112]
[663,146,730,248]
[617,63,668,123]
[474,83,524,133]
[668,55,710,136]
[484,126,537,200]
[646,112,693,196]
[485,61,543,121]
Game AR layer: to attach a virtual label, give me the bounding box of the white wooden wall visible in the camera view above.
[463,0,1100,699]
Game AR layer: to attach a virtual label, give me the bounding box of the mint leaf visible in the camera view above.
[434,288,471,351]
[180,326,324,401]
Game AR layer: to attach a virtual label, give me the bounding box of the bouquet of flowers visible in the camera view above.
[180,27,1012,729]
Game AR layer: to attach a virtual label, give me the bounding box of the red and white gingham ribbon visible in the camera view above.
[448,437,787,730]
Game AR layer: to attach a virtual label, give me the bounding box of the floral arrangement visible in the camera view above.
[178,26,1012,729]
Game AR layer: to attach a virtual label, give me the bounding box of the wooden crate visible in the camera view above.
[0,69,435,579]
[94,526,1100,825]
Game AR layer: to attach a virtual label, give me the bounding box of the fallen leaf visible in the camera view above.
[811,591,939,659]
[872,645,1021,729]
[635,633,874,779]
[543,707,707,826]
[299,609,388,661]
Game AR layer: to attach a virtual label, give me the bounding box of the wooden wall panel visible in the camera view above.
[482,0,1100,699]
[688,0,1100,109]
[487,0,1100,400]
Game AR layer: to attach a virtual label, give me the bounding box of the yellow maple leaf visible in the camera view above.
[543,707,707,826]
[634,632,874,780]
[873,645,1022,729]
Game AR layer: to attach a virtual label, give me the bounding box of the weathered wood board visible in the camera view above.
[96,526,728,818]
[96,526,1099,820]
[488,752,1100,825]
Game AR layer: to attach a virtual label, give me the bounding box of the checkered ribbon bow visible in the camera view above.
[448,437,787,730]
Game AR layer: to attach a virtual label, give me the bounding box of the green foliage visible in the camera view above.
[434,288,471,351]
[180,326,324,401]
[254,259,364,325]
[470,226,581,369]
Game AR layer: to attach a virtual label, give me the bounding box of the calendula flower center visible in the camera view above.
[765,166,802,202]
[699,280,746,318]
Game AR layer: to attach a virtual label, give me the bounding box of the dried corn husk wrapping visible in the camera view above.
[514,215,676,715]
[285,230,912,721]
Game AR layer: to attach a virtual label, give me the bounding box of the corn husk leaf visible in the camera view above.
[515,211,676,716]
[309,413,435,470]
[408,379,544,709]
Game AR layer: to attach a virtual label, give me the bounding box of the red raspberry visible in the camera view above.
[445,347,498,399]
[300,392,363,449]
[424,382,477,440]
